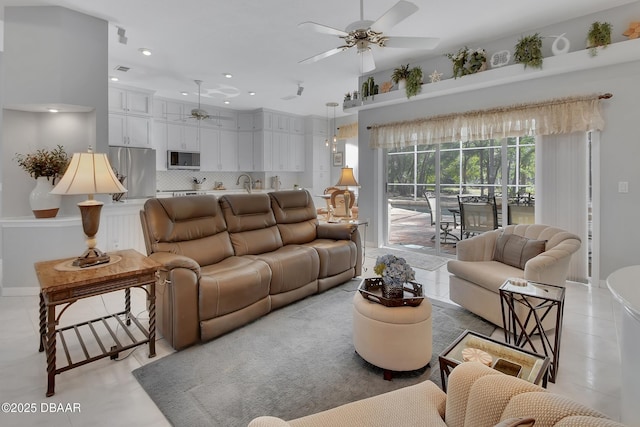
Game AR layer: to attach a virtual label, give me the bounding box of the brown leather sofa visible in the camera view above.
[140,190,362,350]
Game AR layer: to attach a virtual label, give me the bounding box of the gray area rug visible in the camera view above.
[366,247,450,271]
[133,279,494,427]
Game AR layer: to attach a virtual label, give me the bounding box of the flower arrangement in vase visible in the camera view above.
[14,144,70,218]
[374,254,415,299]
[446,47,487,78]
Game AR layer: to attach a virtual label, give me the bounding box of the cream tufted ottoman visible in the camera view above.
[352,292,433,380]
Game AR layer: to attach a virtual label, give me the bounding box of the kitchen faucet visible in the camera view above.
[236,174,253,193]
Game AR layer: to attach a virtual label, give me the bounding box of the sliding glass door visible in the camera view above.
[386,136,536,256]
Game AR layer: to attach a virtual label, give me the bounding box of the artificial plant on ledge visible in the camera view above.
[514,33,544,69]
[587,21,612,56]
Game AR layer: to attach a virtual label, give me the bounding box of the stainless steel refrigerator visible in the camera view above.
[108,146,156,199]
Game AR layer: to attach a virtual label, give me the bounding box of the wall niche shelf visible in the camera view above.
[343,38,640,113]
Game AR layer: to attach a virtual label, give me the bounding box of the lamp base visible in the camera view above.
[73,248,110,268]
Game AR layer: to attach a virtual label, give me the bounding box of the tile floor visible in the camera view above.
[0,256,623,426]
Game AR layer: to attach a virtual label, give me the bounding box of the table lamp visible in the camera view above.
[51,148,127,267]
[334,166,359,219]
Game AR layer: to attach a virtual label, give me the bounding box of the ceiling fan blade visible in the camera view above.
[299,47,347,64]
[359,49,376,74]
[372,0,418,33]
[384,36,439,50]
[298,21,348,37]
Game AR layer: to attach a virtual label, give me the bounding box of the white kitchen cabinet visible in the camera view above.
[254,130,273,171]
[255,110,273,131]
[271,131,289,171]
[108,113,152,148]
[167,122,199,151]
[274,114,289,132]
[200,128,238,171]
[238,113,255,131]
[238,131,256,171]
[153,121,168,171]
[109,87,152,116]
[290,116,305,134]
[288,133,305,172]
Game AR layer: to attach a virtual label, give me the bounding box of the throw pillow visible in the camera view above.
[494,233,546,269]
[494,417,536,427]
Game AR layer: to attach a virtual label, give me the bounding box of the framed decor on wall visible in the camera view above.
[333,151,344,167]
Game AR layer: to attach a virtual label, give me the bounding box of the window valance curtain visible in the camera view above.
[337,122,358,139]
[369,94,606,149]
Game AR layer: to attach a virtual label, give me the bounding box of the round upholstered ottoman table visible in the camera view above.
[352,291,433,380]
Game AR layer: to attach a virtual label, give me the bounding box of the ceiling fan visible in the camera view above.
[184,80,234,124]
[298,0,439,73]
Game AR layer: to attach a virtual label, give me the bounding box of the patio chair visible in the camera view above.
[507,194,535,225]
[424,191,459,243]
[458,195,498,239]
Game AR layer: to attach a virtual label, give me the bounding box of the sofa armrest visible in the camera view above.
[149,252,201,277]
[148,252,201,350]
[248,416,292,427]
[445,363,542,427]
[524,238,581,286]
[317,222,357,240]
[455,229,501,261]
[317,223,362,276]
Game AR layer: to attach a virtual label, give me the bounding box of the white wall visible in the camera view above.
[357,2,640,281]
[1,6,108,217]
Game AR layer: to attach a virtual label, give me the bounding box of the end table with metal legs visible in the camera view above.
[499,279,566,383]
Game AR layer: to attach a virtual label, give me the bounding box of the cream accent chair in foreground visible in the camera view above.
[248,362,623,427]
[447,224,581,328]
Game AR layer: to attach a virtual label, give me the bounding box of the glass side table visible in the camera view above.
[438,329,549,392]
[499,279,566,383]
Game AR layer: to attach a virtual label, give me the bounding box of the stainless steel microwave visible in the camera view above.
[167,151,200,170]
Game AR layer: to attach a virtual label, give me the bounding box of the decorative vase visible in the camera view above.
[397,79,407,90]
[382,277,405,299]
[29,176,61,218]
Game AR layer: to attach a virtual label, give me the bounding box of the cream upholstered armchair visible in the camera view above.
[248,362,622,427]
[447,224,581,328]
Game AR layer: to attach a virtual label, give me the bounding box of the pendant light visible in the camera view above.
[324,103,331,147]
[327,102,338,152]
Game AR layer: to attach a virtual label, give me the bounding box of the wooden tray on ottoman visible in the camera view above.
[358,277,425,307]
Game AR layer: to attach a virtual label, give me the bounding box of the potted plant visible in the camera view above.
[514,33,544,69]
[391,63,411,89]
[587,21,612,56]
[14,144,70,218]
[446,47,487,78]
[405,66,423,99]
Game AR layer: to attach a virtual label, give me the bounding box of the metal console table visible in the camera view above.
[499,279,565,383]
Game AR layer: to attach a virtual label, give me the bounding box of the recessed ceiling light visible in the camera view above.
[223,73,232,79]
[48,108,59,113]
[110,76,119,82]
[248,91,256,96]
[223,100,231,105]
[139,48,152,56]
[180,91,189,96]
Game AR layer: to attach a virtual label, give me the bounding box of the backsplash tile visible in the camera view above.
[156,170,302,192]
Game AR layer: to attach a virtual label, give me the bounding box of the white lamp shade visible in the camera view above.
[51,152,127,195]
[335,167,359,188]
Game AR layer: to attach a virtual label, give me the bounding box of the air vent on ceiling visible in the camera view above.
[114,65,130,72]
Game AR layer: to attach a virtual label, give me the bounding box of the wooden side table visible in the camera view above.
[499,279,565,383]
[35,249,160,397]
